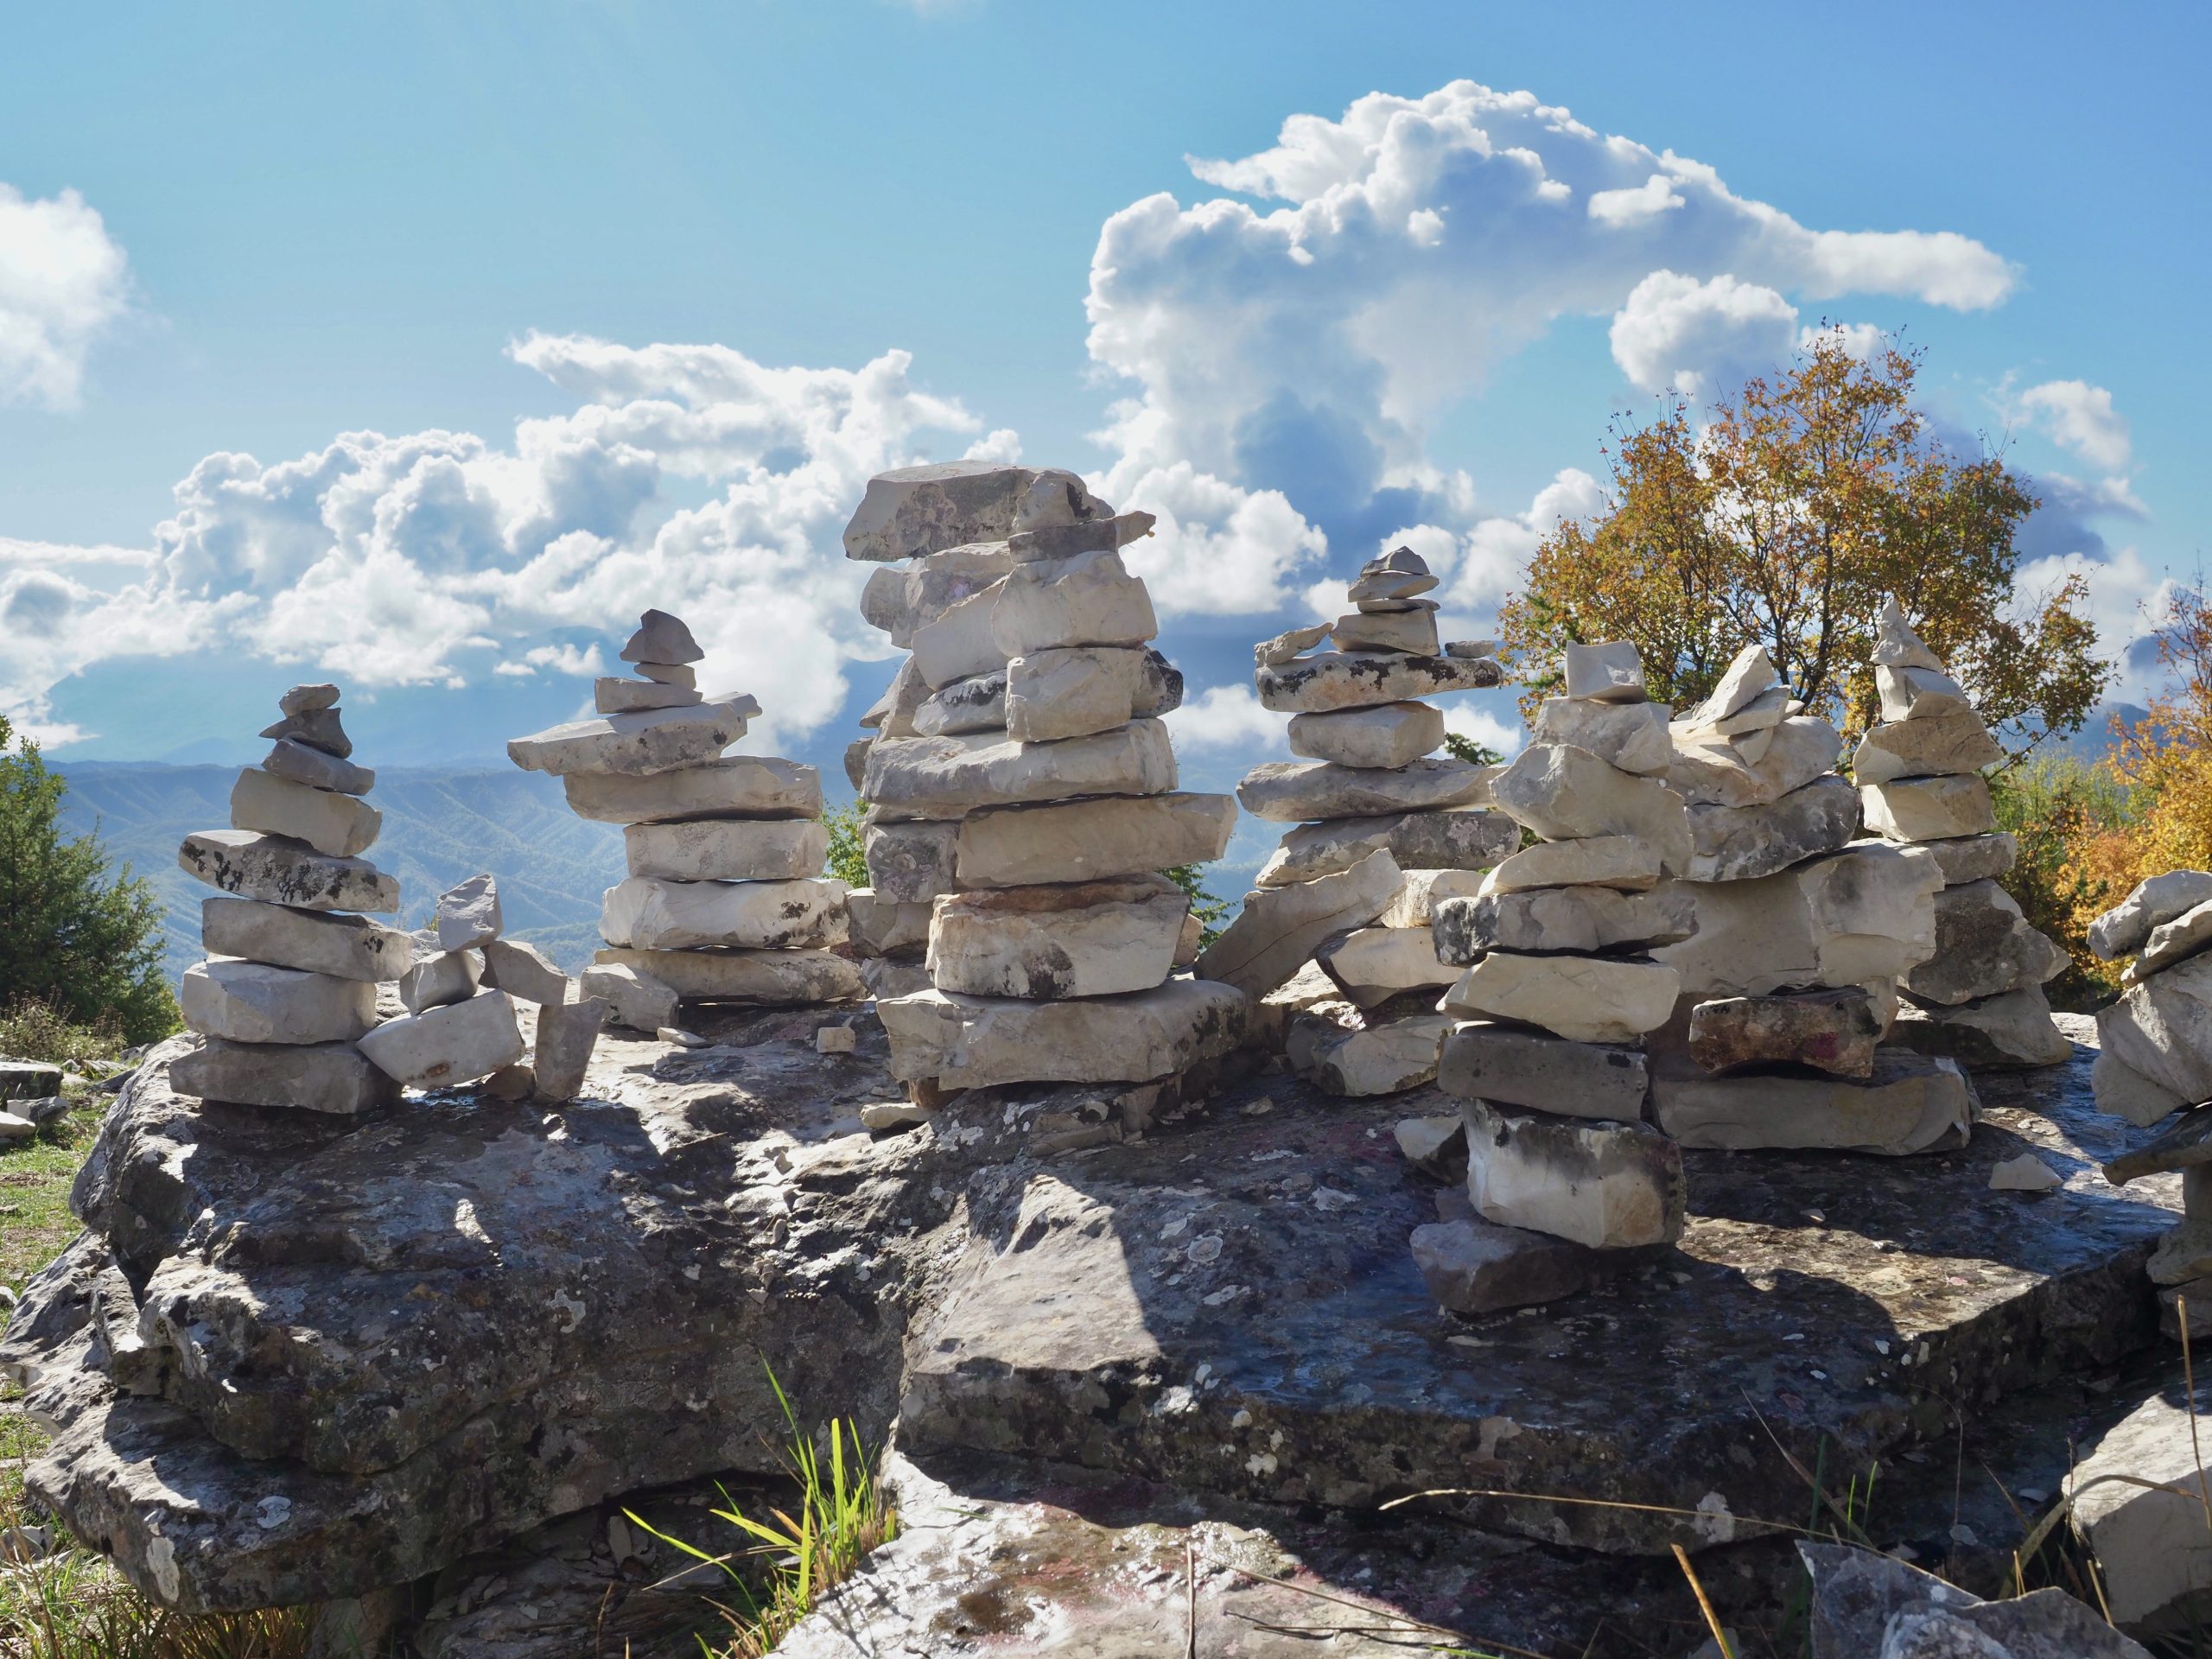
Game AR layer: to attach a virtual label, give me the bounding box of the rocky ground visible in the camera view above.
[0,1009,2189,1656]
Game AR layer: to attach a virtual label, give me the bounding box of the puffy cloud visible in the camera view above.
[1609,270,1799,395]
[1441,702,1525,760]
[1161,683,1287,754]
[2,338,992,747]
[2018,378,2132,472]
[0,183,131,410]
[1116,461,1328,615]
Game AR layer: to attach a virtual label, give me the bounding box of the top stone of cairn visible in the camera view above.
[1871,595,1944,672]
[1562,641,1647,703]
[620,609,703,666]
[842,461,1108,563]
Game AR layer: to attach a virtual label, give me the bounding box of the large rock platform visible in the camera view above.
[0,1012,2184,1644]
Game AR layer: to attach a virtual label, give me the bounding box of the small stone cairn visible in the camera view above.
[2090,872,2212,1339]
[511,610,861,1033]
[1857,600,2069,1068]
[171,684,408,1114]
[844,461,1246,1098]
[1208,546,1519,1096]
[1405,642,1690,1313]
[358,874,606,1100]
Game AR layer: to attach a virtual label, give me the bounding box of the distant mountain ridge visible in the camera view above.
[54,762,626,985]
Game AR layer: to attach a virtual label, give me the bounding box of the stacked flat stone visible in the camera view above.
[2088,871,2212,1133]
[2096,1077,2212,1342]
[170,684,407,1115]
[1642,634,1971,1155]
[1854,600,2069,1069]
[511,610,862,1031]
[1198,546,1515,1097]
[1409,643,1689,1312]
[843,461,1246,1094]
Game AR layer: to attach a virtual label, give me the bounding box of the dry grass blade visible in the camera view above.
[1377,1485,1796,1539]
[1215,1563,1547,1657]
[1671,1544,1734,1659]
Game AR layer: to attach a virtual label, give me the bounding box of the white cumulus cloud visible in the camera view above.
[2018,378,2132,472]
[1162,683,1287,755]
[1609,270,1800,396]
[0,183,131,410]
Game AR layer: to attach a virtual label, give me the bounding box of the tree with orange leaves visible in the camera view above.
[1500,328,2107,759]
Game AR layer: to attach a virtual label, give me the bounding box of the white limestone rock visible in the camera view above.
[624,818,830,882]
[1989,1153,2063,1192]
[2065,1387,2212,1630]
[1491,743,1692,877]
[1922,831,2018,886]
[1300,1014,1453,1096]
[594,677,702,715]
[952,791,1236,887]
[399,950,480,1014]
[843,461,1096,563]
[1681,645,1779,728]
[846,888,931,957]
[988,550,1157,658]
[1432,887,1694,963]
[2092,870,2212,962]
[1561,641,1648,704]
[577,962,681,1034]
[908,582,1010,690]
[263,737,375,796]
[619,609,703,665]
[634,661,696,687]
[1877,664,1971,721]
[860,543,1017,645]
[1651,1052,1975,1155]
[170,1037,400,1116]
[480,938,568,1006]
[1003,645,1149,743]
[358,989,525,1088]
[1195,849,1402,999]
[1255,621,1332,669]
[1904,879,2066,1005]
[1346,546,1437,605]
[1652,840,1943,999]
[1332,607,1439,656]
[865,820,963,902]
[561,755,821,824]
[926,876,1185,1000]
[527,997,602,1101]
[1478,835,1662,895]
[435,874,502,950]
[2091,1049,2190,1128]
[590,946,866,1007]
[1236,757,1492,823]
[1851,714,2001,784]
[1408,1217,1611,1313]
[1891,985,2073,1071]
[1461,1099,1685,1249]
[877,978,1247,1089]
[601,876,849,952]
[1287,702,1446,770]
[1872,597,1945,671]
[1440,952,1679,1045]
[1686,773,1861,883]
[1313,925,1455,1009]
[229,768,382,859]
[1667,716,1842,809]
[2096,955,2212,1106]
[1532,697,1672,775]
[181,959,379,1046]
[200,897,410,983]
[1255,651,1504,715]
[1379,868,1490,929]
[508,698,760,778]
[864,721,1176,819]
[1258,808,1518,888]
[1860,773,1997,842]
[912,669,1007,739]
[179,830,398,913]
[1438,1022,1649,1122]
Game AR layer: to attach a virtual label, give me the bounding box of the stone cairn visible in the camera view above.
[360,874,605,1101]
[512,609,862,1033]
[2089,871,2212,1340]
[1205,545,1519,1096]
[843,461,1246,1102]
[1408,642,1691,1313]
[1856,599,2069,1068]
[171,683,408,1114]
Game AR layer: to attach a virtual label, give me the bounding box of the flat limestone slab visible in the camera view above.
[229,767,382,859]
[180,830,399,914]
[1437,1021,1650,1120]
[843,461,1087,561]
[1236,756,1491,823]
[1196,849,1402,999]
[1464,1098,1685,1249]
[507,698,760,778]
[1491,743,1691,875]
[1257,806,1518,888]
[1861,773,1996,842]
[1300,1014,1454,1096]
[877,979,1248,1088]
[927,878,1186,1000]
[200,897,410,983]
[865,721,1176,819]
[1532,696,1672,774]
[181,960,378,1046]
[590,946,866,1007]
[1287,702,1445,769]
[1686,773,1860,883]
[1255,651,1504,715]
[1440,951,1679,1045]
[357,989,524,1088]
[1313,925,1455,1007]
[1853,713,2002,785]
[622,817,829,881]
[562,755,821,823]
[861,543,1016,645]
[1651,1051,1975,1154]
[601,876,849,951]
[170,1038,399,1115]
[1003,646,1150,743]
[988,549,1158,658]
[2065,1382,2212,1629]
[955,792,1236,887]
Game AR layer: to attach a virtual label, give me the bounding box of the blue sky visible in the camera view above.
[3,0,2204,811]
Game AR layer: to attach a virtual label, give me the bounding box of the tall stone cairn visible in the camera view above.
[170,683,407,1115]
[1409,642,1688,1313]
[1855,599,2070,1068]
[510,609,863,1031]
[844,461,1247,1096]
[1209,545,1518,1097]
[2089,872,2212,1342]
